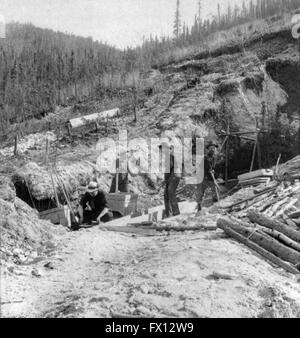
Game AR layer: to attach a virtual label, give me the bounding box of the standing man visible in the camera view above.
[161,142,181,218]
[78,181,113,225]
[196,141,219,212]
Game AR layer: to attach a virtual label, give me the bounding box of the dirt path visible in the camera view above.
[2,216,300,318]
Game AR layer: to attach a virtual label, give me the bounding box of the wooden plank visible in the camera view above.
[39,206,71,227]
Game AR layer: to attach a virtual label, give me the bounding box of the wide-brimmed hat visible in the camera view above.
[206,141,219,149]
[87,181,99,193]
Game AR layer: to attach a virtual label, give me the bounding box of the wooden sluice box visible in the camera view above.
[39,206,71,227]
[106,193,138,217]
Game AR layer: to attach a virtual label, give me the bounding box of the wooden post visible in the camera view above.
[250,140,257,172]
[50,170,60,208]
[225,121,230,188]
[45,139,49,166]
[257,136,262,169]
[115,158,119,193]
[14,135,18,156]
[256,118,262,169]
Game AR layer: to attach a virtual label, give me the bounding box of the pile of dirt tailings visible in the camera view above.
[0,176,65,265]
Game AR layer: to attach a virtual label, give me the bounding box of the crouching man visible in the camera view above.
[78,181,113,225]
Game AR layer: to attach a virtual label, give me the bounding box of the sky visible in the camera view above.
[0,0,243,48]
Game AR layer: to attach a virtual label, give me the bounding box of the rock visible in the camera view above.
[0,176,16,203]
[7,266,14,274]
[44,262,55,270]
[135,305,153,316]
[139,285,149,294]
[31,268,42,278]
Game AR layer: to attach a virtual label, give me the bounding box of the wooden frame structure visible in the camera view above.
[219,119,263,187]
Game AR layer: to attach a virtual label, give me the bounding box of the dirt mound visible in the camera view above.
[12,161,112,212]
[0,177,65,264]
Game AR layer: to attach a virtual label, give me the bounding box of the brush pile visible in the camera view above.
[12,161,111,204]
[217,156,300,274]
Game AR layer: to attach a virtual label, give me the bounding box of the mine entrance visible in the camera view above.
[13,180,56,212]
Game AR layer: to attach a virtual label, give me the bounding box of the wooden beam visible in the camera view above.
[249,140,257,172]
[257,134,262,169]
[14,135,18,156]
[225,121,230,188]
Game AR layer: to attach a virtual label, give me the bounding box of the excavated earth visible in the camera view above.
[1,27,300,318]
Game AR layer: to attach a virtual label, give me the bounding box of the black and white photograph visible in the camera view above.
[0,0,300,320]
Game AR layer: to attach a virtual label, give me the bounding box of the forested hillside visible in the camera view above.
[0,0,300,138]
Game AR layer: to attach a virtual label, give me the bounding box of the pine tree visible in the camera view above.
[173,0,181,40]
[198,0,202,23]
[217,3,221,25]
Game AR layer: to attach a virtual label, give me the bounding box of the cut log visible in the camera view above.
[260,227,300,252]
[68,108,120,129]
[217,219,299,274]
[265,197,290,217]
[289,210,300,219]
[248,210,300,243]
[273,198,298,218]
[281,214,299,229]
[244,191,276,210]
[217,218,300,265]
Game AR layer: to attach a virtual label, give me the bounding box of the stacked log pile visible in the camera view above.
[217,157,300,274]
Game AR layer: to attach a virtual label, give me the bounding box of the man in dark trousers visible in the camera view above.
[78,181,113,225]
[196,141,219,212]
[161,142,181,219]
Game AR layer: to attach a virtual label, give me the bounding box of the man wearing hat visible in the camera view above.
[196,141,219,212]
[78,181,113,225]
[160,140,182,219]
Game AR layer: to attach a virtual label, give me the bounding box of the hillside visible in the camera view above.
[1,3,300,319]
